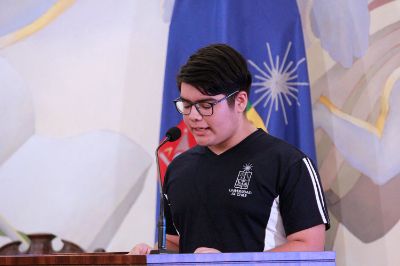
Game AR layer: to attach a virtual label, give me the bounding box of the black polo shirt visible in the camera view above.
[164,129,329,253]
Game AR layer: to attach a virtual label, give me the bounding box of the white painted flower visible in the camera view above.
[310,0,370,68]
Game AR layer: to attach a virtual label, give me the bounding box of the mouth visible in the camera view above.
[191,127,210,135]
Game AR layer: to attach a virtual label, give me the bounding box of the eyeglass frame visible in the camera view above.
[173,90,239,116]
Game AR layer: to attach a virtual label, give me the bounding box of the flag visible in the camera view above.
[159,0,317,167]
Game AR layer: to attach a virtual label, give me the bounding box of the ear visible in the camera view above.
[235,91,248,113]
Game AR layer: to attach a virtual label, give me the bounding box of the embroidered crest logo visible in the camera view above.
[234,164,253,189]
[229,164,253,198]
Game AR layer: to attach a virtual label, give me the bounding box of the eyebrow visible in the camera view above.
[179,96,217,103]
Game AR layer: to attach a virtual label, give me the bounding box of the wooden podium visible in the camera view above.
[0,251,335,265]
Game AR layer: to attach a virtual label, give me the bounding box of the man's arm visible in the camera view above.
[128,234,179,255]
[267,224,326,252]
[195,224,325,253]
[166,234,180,252]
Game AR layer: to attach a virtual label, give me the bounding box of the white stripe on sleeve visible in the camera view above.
[302,158,328,224]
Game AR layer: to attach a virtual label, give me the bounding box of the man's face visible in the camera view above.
[180,82,241,150]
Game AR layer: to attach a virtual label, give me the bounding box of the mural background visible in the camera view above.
[0,0,399,265]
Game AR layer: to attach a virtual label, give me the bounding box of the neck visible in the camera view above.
[208,119,257,155]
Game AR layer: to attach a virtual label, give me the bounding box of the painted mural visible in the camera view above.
[0,0,399,265]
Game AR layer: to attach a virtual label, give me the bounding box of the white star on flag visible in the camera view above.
[248,42,309,127]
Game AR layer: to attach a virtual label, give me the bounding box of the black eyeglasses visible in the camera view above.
[173,90,239,116]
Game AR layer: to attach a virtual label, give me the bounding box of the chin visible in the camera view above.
[194,139,208,146]
[193,136,211,147]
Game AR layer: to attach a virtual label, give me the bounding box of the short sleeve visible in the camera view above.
[279,157,330,236]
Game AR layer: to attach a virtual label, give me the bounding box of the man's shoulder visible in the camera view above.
[251,130,306,163]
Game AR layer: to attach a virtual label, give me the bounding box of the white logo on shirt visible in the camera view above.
[229,164,253,198]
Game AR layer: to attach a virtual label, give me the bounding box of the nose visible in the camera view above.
[188,105,203,121]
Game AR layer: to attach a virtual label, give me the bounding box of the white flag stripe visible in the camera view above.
[302,158,327,224]
[306,158,326,209]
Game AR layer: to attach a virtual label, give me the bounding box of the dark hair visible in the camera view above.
[177,44,252,101]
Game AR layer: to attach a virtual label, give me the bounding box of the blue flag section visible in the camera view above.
[161,0,317,163]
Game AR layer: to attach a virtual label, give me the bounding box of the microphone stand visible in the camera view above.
[149,126,180,254]
[150,137,170,254]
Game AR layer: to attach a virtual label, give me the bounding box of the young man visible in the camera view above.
[131,44,329,254]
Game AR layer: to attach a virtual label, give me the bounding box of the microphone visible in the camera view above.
[165,126,181,142]
[152,126,181,254]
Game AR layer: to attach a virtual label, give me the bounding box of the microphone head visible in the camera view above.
[165,126,181,142]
